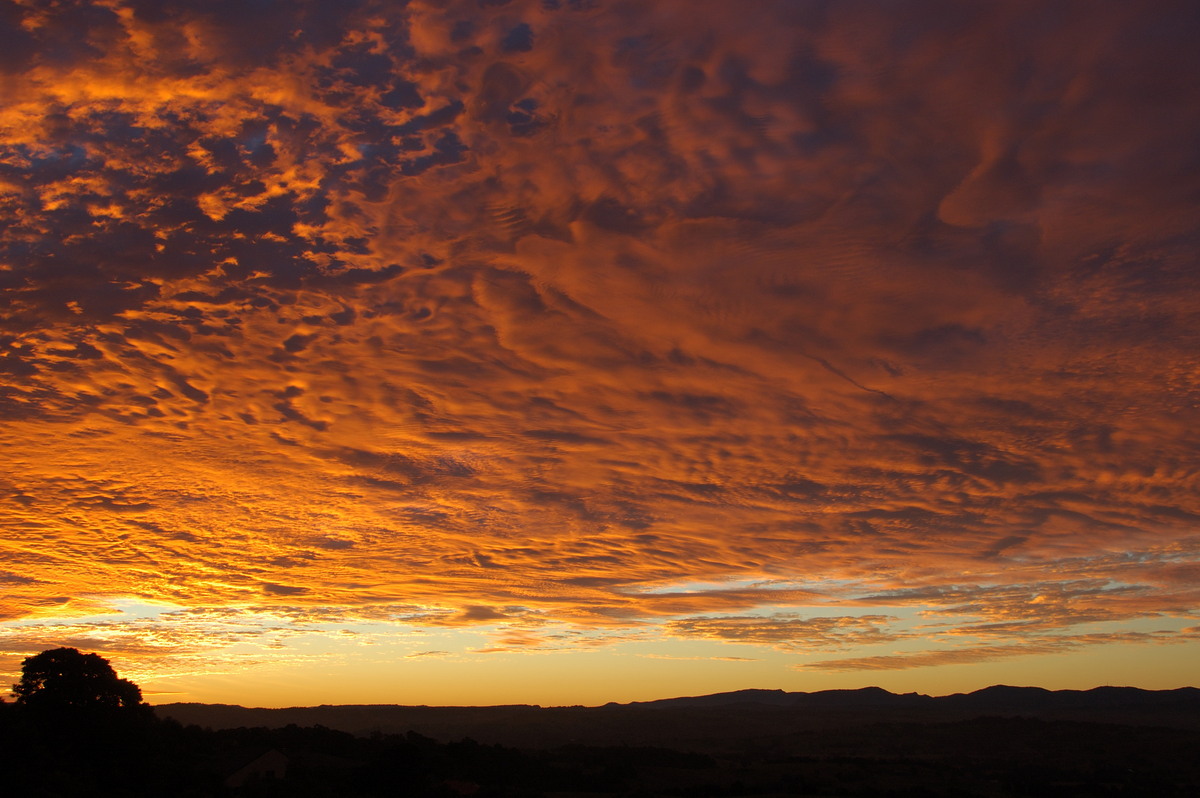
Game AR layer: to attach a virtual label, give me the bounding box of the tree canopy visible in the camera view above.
[11,647,143,711]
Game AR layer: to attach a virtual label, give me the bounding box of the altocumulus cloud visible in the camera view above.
[1,0,1200,681]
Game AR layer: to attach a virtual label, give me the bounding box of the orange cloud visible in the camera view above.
[797,631,1195,672]
[2,0,1200,700]
[667,614,900,650]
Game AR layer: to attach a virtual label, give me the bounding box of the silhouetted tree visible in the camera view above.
[12,647,143,711]
[2,648,196,796]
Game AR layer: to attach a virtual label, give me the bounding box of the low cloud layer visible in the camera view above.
[2,0,1199,694]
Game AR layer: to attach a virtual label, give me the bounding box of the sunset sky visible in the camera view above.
[2,0,1199,708]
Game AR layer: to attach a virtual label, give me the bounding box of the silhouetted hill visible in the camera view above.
[155,685,1200,753]
[13,693,1200,796]
[626,684,1200,712]
[614,687,798,708]
[945,684,1200,713]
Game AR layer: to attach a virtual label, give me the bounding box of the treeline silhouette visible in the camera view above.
[5,649,1200,796]
[2,692,715,797]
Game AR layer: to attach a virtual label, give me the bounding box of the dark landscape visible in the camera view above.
[8,681,1200,796]
[156,684,1200,747]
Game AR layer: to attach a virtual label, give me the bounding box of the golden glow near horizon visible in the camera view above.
[2,0,1199,707]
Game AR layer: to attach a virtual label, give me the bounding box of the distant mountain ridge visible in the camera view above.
[154,685,1200,751]
[620,684,1200,711]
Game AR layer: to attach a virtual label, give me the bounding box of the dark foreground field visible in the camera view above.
[6,686,1199,796]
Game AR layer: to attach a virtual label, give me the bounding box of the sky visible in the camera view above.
[2,0,1199,708]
